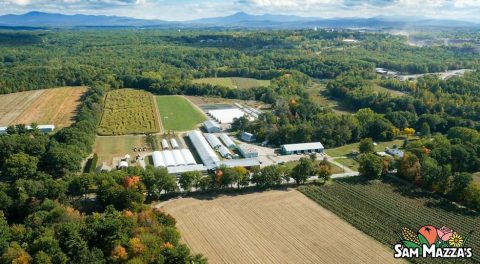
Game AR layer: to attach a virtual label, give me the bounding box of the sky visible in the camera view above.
[0,0,480,21]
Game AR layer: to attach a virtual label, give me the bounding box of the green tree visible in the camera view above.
[358,138,374,153]
[179,171,201,192]
[449,172,473,201]
[291,157,316,185]
[420,122,431,137]
[3,152,38,182]
[358,153,383,180]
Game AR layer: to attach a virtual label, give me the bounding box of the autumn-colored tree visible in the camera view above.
[111,245,128,262]
[128,238,145,256]
[399,152,422,183]
[123,176,140,188]
[403,127,416,139]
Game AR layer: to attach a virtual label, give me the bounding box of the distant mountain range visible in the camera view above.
[0,11,478,29]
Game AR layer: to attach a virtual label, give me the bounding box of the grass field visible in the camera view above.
[192,77,270,89]
[325,139,406,157]
[156,96,207,131]
[299,177,479,264]
[0,87,87,128]
[160,190,401,264]
[372,84,406,98]
[305,82,353,114]
[93,135,146,165]
[98,89,160,135]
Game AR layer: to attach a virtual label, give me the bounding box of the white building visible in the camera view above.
[207,108,247,124]
[218,146,232,159]
[219,134,236,149]
[281,142,324,155]
[181,149,197,165]
[188,130,220,168]
[172,149,186,166]
[203,120,221,133]
[161,139,169,150]
[152,151,166,168]
[205,133,222,149]
[162,151,176,167]
[170,138,180,149]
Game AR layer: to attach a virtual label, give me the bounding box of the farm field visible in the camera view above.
[372,84,406,98]
[299,177,480,264]
[192,77,270,89]
[98,89,160,135]
[156,96,207,131]
[305,82,353,114]
[160,190,402,264]
[93,135,146,166]
[0,87,87,128]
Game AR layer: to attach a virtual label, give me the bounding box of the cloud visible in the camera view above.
[0,0,479,21]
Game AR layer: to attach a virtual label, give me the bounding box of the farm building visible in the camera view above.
[170,138,180,149]
[207,108,247,124]
[219,134,236,149]
[181,149,197,165]
[203,120,221,133]
[218,146,232,159]
[281,142,324,155]
[385,148,404,158]
[161,139,169,150]
[241,132,256,142]
[238,145,259,158]
[152,149,197,168]
[162,151,176,167]
[218,158,260,168]
[205,134,223,149]
[172,149,186,166]
[188,130,220,168]
[152,151,166,168]
[167,164,206,175]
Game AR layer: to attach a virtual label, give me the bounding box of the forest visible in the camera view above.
[0,28,479,262]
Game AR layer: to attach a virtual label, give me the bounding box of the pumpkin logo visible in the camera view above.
[394,225,473,259]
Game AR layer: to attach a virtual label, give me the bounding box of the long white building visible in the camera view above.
[152,149,197,168]
[205,133,223,149]
[188,130,220,168]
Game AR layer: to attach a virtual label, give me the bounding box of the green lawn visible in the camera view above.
[192,77,270,89]
[156,96,207,131]
[372,84,406,98]
[325,139,406,157]
[93,135,146,166]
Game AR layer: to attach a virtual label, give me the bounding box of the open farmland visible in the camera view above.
[160,190,402,264]
[98,89,160,135]
[93,135,146,166]
[0,87,87,128]
[156,96,207,131]
[299,177,480,264]
[192,77,270,89]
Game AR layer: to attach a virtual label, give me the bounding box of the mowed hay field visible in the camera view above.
[0,87,87,128]
[160,190,402,264]
[156,96,207,131]
[98,89,160,135]
[192,77,270,89]
[93,135,146,165]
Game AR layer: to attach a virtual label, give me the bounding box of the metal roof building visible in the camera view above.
[219,134,236,149]
[218,146,232,159]
[181,149,197,165]
[281,142,324,155]
[241,132,256,142]
[161,151,176,167]
[188,130,220,168]
[161,139,169,150]
[152,151,166,168]
[205,133,222,149]
[218,158,260,168]
[238,145,259,158]
[203,120,221,133]
[170,138,180,149]
[167,164,207,175]
[208,108,246,124]
[172,149,186,166]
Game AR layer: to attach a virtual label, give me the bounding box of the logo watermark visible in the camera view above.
[394,225,473,259]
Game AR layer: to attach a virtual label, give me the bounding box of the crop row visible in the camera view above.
[298,178,479,264]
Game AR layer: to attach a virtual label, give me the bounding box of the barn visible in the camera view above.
[203,120,221,133]
[280,142,324,155]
